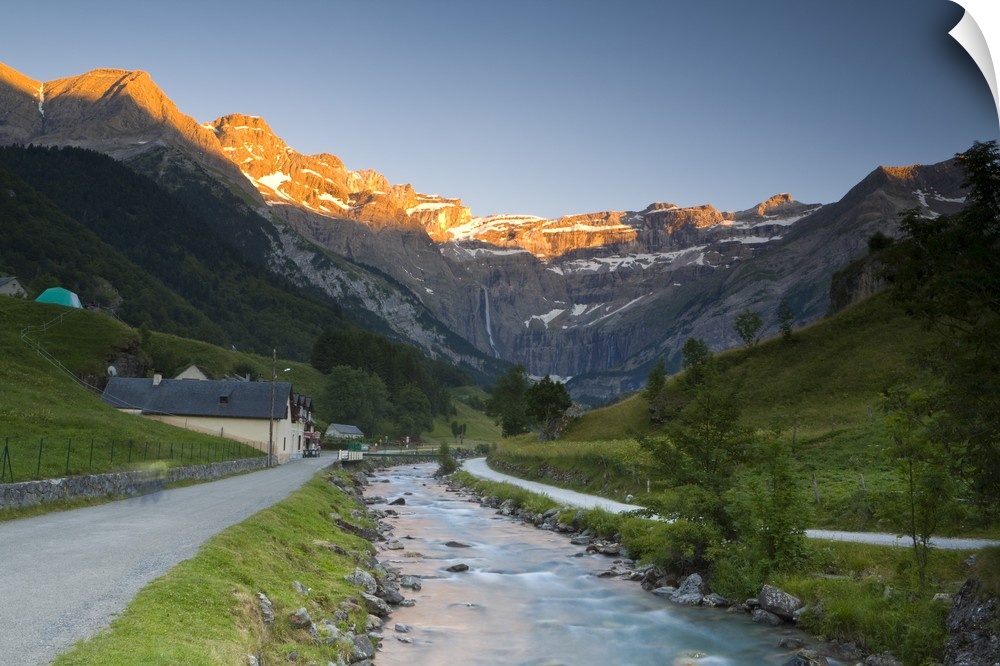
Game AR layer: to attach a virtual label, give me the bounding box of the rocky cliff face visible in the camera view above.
[0,63,971,401]
[211,113,472,232]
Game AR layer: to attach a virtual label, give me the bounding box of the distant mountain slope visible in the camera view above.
[0,159,223,337]
[0,145,349,358]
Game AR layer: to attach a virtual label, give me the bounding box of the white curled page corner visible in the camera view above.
[950,0,999,125]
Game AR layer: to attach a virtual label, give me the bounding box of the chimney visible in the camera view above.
[153,373,162,386]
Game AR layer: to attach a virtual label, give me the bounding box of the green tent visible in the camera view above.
[35,287,83,308]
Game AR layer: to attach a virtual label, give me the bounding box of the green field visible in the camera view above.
[0,297,327,488]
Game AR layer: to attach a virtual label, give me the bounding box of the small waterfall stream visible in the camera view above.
[368,464,817,666]
[480,285,500,358]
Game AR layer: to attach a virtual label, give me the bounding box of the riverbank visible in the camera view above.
[39,458,996,665]
[455,458,1000,666]
[369,463,824,665]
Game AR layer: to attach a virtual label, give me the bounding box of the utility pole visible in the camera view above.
[269,348,275,467]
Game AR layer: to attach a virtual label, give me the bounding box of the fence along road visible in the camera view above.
[0,455,333,666]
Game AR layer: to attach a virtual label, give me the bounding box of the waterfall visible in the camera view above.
[480,285,500,358]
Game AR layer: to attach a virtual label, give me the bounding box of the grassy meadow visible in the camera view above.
[0,297,328,490]
[491,292,1000,536]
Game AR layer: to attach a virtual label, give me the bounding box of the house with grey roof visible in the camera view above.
[0,277,27,298]
[101,374,307,462]
[325,423,365,440]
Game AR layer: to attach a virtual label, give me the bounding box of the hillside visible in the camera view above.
[0,297,325,483]
[0,146,357,359]
[498,290,995,536]
[0,295,495,484]
[566,289,937,441]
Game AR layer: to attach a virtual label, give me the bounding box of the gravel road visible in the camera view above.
[0,455,332,666]
[461,458,1000,551]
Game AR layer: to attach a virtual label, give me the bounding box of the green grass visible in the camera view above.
[490,292,1000,535]
[773,541,992,665]
[425,385,502,448]
[54,469,378,665]
[566,292,935,443]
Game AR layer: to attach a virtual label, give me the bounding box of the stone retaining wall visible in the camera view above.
[0,457,271,509]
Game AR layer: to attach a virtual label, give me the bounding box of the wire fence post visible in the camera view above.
[1,438,13,483]
[127,440,133,464]
[36,438,44,478]
[110,440,115,465]
[65,439,72,476]
[89,439,94,473]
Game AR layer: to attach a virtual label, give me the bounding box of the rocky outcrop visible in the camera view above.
[945,576,1000,665]
[828,253,890,315]
[211,113,474,232]
[0,66,255,198]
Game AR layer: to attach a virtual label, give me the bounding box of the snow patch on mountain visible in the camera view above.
[447,214,547,241]
[558,247,708,274]
[525,308,566,329]
[913,188,967,219]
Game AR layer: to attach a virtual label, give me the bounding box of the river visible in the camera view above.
[366,463,818,666]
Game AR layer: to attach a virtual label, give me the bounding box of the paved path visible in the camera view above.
[0,455,333,666]
[461,458,1000,551]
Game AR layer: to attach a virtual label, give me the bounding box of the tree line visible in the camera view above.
[484,366,572,439]
[311,328,465,440]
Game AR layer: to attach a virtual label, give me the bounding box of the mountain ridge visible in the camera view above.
[0,62,970,402]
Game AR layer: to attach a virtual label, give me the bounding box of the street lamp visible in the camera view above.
[268,350,291,467]
[269,350,275,467]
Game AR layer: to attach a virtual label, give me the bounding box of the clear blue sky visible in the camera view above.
[3,0,998,219]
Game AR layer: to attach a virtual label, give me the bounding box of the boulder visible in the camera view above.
[350,633,377,662]
[256,592,274,625]
[289,607,313,629]
[670,573,707,606]
[380,587,405,605]
[359,592,392,617]
[758,584,803,621]
[751,609,784,626]
[345,568,378,595]
[400,575,422,590]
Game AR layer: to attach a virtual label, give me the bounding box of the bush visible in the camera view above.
[435,442,457,476]
[648,519,722,575]
[710,543,771,600]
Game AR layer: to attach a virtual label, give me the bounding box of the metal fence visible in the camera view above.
[0,437,264,483]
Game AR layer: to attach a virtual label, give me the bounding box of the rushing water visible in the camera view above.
[367,464,817,666]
